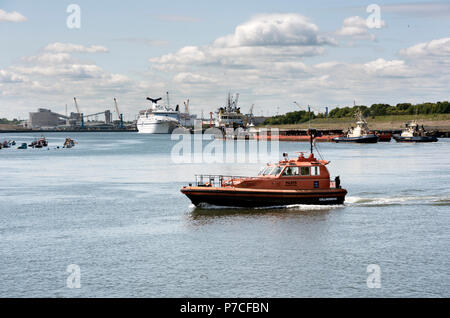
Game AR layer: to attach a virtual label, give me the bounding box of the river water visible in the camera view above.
[0,132,449,297]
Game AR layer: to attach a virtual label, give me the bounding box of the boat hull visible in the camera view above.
[333,135,379,143]
[181,187,347,207]
[137,120,178,134]
[393,135,438,142]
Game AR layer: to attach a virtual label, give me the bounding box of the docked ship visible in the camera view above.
[333,110,378,143]
[215,93,247,129]
[181,129,347,207]
[179,99,197,128]
[137,95,180,134]
[393,121,438,142]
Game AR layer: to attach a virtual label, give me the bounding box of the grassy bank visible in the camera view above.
[263,114,450,131]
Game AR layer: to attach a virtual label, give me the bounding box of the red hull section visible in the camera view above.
[254,135,340,142]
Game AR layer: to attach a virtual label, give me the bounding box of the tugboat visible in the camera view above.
[333,110,378,143]
[181,129,347,207]
[393,121,438,142]
[215,92,247,129]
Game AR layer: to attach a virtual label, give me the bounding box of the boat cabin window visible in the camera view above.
[311,166,320,176]
[261,166,274,176]
[270,166,283,176]
[282,166,299,176]
[301,167,310,176]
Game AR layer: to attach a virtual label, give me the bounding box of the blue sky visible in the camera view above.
[1,0,449,120]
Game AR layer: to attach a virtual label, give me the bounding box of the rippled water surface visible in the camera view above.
[0,132,449,297]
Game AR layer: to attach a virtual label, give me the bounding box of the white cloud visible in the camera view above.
[22,53,74,64]
[400,38,450,58]
[0,70,28,83]
[44,43,109,54]
[363,58,413,77]
[173,72,217,84]
[12,64,104,78]
[150,13,334,72]
[337,16,386,41]
[213,13,335,47]
[0,9,27,23]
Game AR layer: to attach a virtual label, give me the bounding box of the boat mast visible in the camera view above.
[309,128,316,155]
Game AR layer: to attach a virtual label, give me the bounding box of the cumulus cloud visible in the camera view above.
[399,38,450,58]
[150,13,335,71]
[0,70,28,83]
[337,16,386,41]
[0,9,27,23]
[173,72,217,84]
[44,43,109,54]
[22,53,74,64]
[213,13,335,47]
[363,58,414,77]
[0,42,135,114]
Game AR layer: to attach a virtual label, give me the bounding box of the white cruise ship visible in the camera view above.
[137,96,180,134]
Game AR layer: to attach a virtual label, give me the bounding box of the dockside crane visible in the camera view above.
[74,97,84,128]
[114,98,124,129]
[248,104,255,126]
[183,99,190,113]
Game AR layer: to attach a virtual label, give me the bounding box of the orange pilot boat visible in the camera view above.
[181,129,347,207]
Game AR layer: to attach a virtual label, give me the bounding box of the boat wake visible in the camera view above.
[346,195,450,207]
[188,194,450,212]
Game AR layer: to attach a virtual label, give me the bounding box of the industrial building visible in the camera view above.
[27,98,126,130]
[29,108,75,128]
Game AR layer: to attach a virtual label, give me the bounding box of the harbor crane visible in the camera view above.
[294,101,315,129]
[74,97,84,128]
[184,99,190,113]
[114,98,124,129]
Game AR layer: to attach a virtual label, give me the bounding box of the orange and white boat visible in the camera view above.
[181,130,347,207]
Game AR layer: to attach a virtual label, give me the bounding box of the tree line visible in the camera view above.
[0,118,21,125]
[263,101,450,125]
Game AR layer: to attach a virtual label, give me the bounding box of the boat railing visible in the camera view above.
[194,175,255,187]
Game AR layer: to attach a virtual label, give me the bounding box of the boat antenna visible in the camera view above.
[166,91,170,108]
[308,128,317,155]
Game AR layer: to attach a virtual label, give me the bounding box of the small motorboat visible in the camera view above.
[18,143,27,149]
[375,132,392,142]
[393,121,438,142]
[2,140,14,148]
[181,129,347,208]
[333,110,378,143]
[29,137,48,148]
[63,138,77,148]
